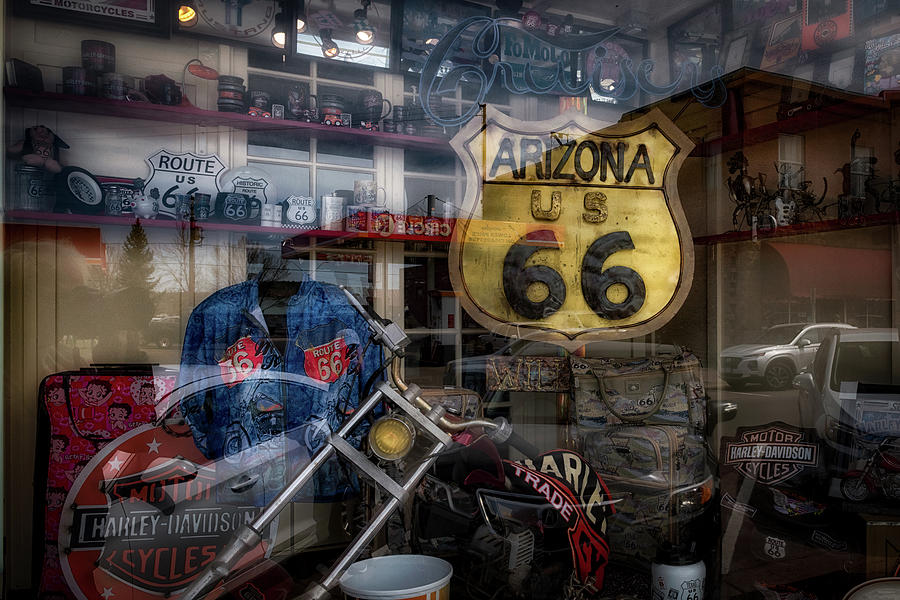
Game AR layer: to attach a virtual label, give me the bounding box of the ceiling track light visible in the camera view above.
[354,0,374,45]
[178,1,197,27]
[295,0,307,33]
[320,28,340,58]
[271,7,288,48]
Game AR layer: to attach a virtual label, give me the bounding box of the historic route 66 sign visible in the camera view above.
[449,108,695,345]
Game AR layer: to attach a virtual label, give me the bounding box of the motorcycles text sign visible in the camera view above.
[449,108,695,344]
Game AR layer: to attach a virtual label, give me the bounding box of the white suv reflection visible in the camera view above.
[719,323,855,390]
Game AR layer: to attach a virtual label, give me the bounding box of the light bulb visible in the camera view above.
[178,5,197,26]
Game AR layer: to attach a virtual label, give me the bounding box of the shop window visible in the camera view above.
[248,131,311,161]
[403,256,453,330]
[778,133,805,190]
[247,161,311,200]
[312,251,374,296]
[404,149,459,176]
[405,333,457,387]
[248,49,311,76]
[317,169,373,200]
[404,177,456,216]
[317,139,375,168]
[850,145,874,198]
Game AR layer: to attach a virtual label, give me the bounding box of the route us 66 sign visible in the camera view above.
[449,108,695,345]
[144,150,226,219]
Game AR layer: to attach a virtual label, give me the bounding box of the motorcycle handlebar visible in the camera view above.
[506,430,541,461]
[487,416,540,461]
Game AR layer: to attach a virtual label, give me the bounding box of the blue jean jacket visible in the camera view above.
[177,279,382,504]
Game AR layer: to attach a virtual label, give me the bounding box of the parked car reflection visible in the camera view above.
[720,322,855,390]
[794,328,900,465]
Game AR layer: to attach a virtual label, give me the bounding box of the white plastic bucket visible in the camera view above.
[339,555,452,600]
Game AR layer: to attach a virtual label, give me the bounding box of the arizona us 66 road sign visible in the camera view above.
[449,108,695,344]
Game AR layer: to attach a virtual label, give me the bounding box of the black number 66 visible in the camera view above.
[502,230,646,321]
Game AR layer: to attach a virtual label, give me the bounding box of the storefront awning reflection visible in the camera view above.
[763,242,891,299]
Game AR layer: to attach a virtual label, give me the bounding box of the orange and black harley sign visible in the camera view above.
[449,108,694,346]
[59,424,277,600]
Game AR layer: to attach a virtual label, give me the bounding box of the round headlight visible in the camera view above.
[369,416,415,461]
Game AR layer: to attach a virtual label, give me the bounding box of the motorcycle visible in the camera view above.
[411,434,621,600]
[179,287,617,600]
[839,436,900,502]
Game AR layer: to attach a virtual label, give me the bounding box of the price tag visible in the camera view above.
[449,108,695,345]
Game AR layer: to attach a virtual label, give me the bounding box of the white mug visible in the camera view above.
[353,180,383,205]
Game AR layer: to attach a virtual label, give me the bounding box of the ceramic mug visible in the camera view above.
[358,89,392,122]
[353,180,383,205]
[215,192,262,223]
[261,202,283,227]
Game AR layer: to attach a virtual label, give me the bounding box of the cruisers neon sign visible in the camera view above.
[419,17,726,127]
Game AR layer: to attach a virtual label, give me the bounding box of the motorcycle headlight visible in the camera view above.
[673,476,715,514]
[369,415,416,461]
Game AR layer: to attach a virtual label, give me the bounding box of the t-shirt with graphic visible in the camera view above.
[177,279,382,503]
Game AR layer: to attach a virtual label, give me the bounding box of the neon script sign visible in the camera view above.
[419,17,726,127]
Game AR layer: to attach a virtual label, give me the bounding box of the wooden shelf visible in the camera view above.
[692,95,890,158]
[4,87,454,153]
[4,209,324,235]
[693,210,900,245]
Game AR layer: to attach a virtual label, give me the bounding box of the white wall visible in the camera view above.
[4,16,251,589]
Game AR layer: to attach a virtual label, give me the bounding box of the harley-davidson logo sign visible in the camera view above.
[449,108,695,345]
[723,423,819,486]
[59,424,276,600]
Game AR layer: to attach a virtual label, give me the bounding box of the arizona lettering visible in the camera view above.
[489,136,654,184]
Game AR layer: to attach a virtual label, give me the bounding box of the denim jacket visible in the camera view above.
[177,279,382,503]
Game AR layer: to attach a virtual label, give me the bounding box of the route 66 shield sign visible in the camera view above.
[144,149,225,218]
[449,108,695,344]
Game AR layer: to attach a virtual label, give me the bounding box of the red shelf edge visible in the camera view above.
[693,210,900,245]
[3,210,455,244]
[691,89,896,158]
[3,87,454,153]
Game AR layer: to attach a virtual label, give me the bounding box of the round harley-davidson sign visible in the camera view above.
[59,424,277,600]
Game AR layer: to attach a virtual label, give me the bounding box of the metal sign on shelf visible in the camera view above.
[449,108,695,346]
[144,149,225,218]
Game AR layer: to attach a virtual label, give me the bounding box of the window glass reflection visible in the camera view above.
[403,256,453,330]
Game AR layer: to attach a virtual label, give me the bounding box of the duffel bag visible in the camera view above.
[570,352,707,431]
[581,424,711,563]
